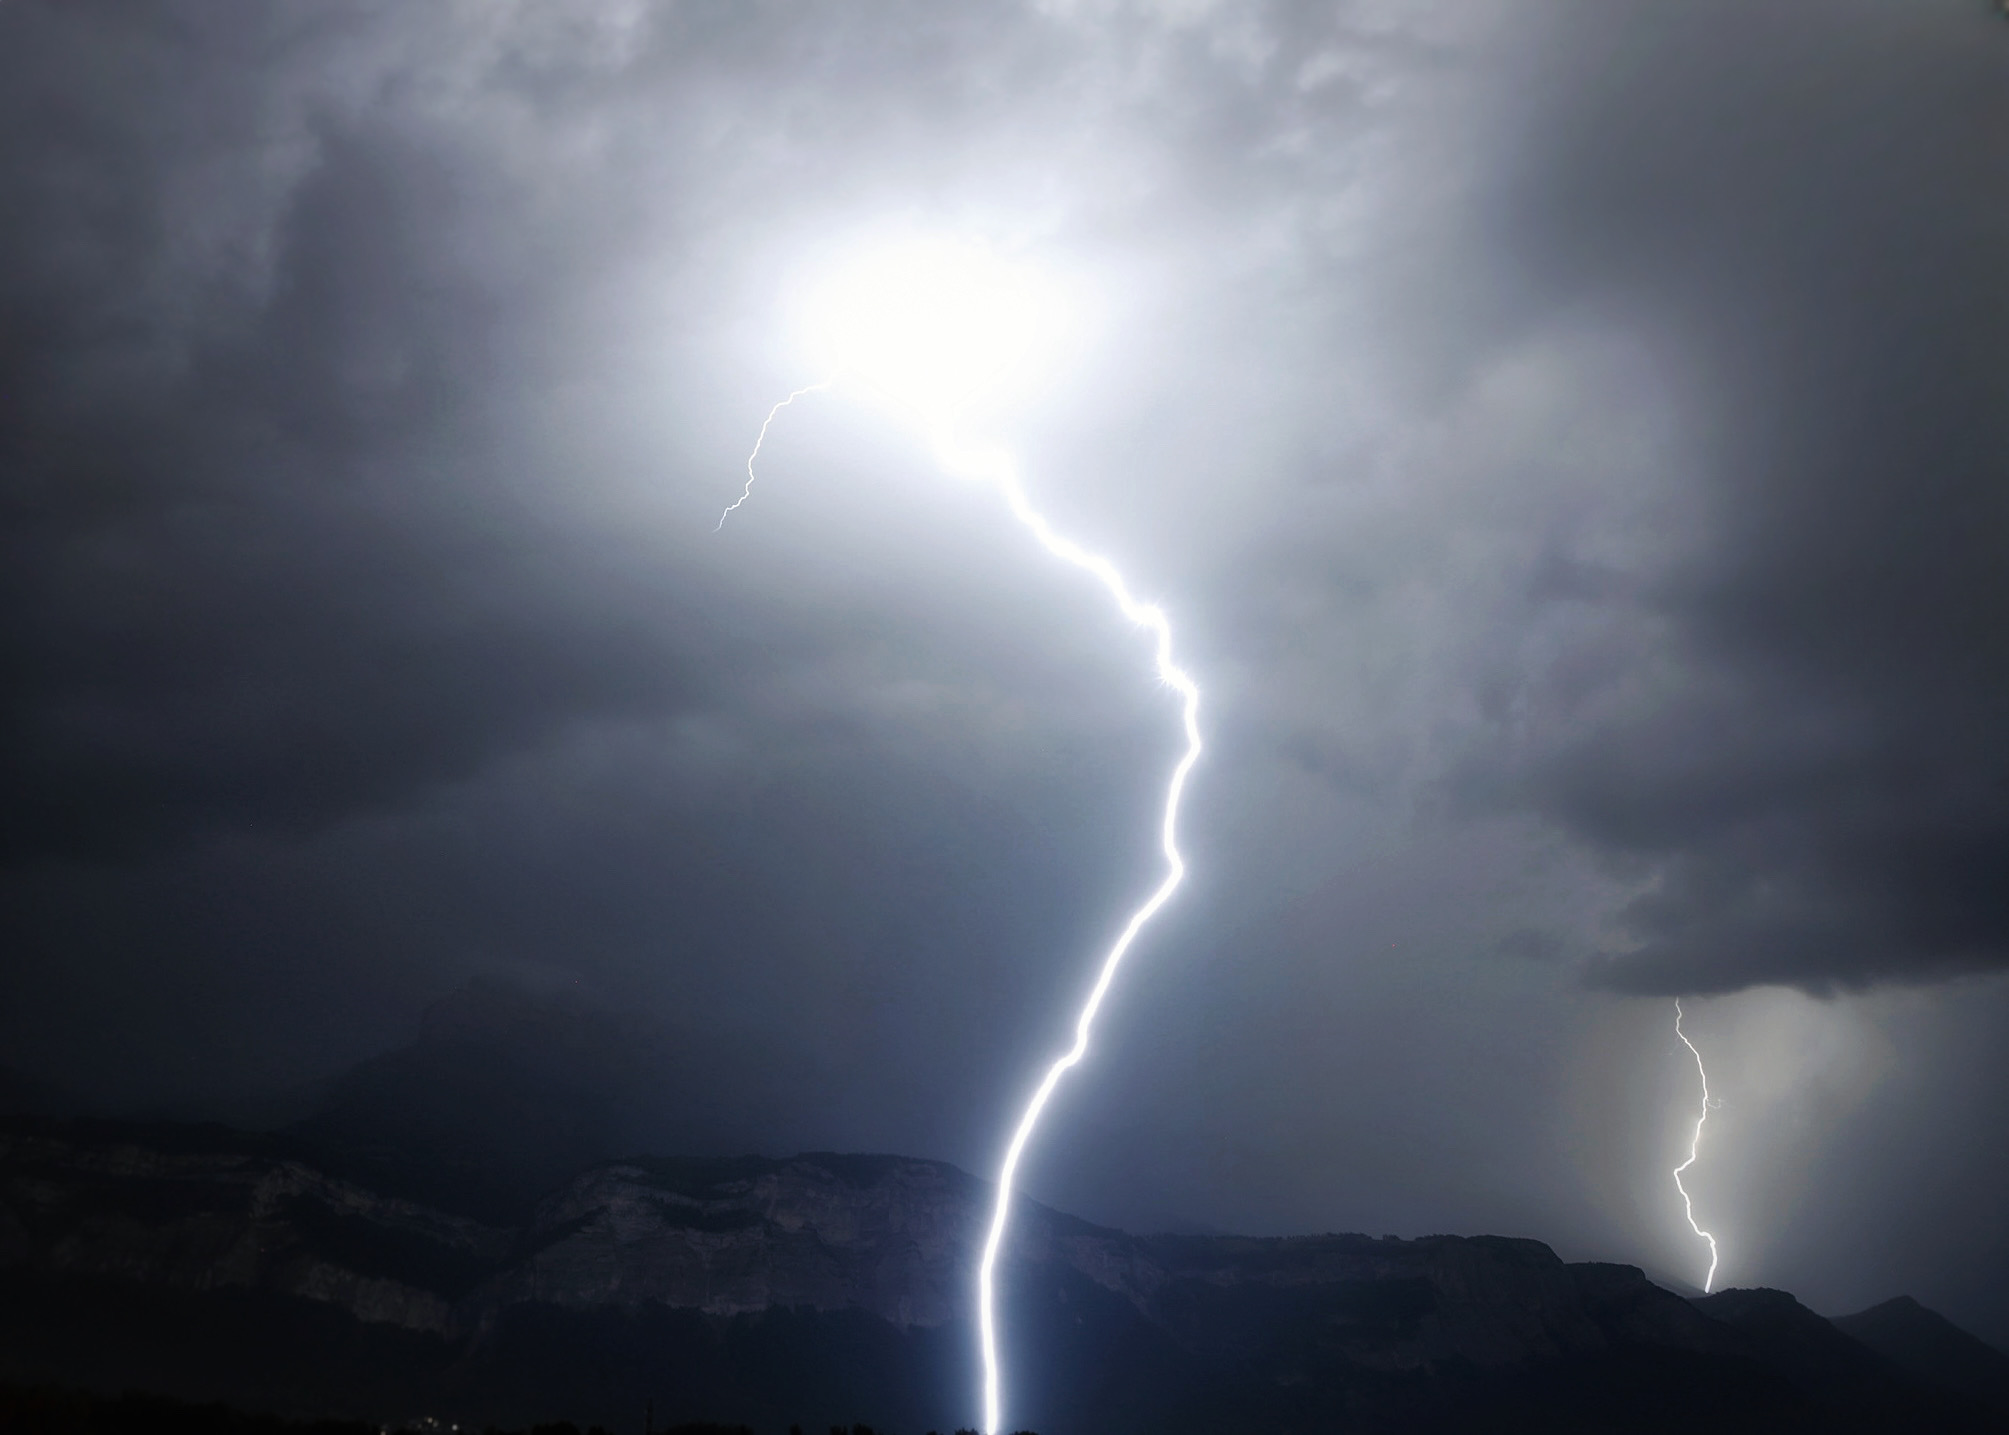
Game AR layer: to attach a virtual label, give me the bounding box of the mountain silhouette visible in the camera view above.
[4,1111,2006,1434]
[2,991,2005,1434]
[1834,1295,2009,1416]
[282,978,663,1222]
[1692,1286,1999,1429]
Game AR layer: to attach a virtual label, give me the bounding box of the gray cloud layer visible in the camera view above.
[1468,1,2008,992]
[2,0,2006,1337]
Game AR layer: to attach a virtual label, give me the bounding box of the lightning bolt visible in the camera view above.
[722,379,1203,1435]
[953,441,1201,1435]
[1672,998,1720,1293]
[716,380,830,531]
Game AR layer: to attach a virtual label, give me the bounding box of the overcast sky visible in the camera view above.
[3,0,2007,1342]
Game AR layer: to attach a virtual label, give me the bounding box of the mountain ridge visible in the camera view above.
[2,1111,2003,1435]
[1833,1294,2009,1415]
[2,986,2001,1433]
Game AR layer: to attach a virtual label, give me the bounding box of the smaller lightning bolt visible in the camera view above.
[717,380,831,531]
[1672,997,1720,1293]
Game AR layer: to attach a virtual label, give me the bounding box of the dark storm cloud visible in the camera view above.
[0,0,1175,868]
[1446,0,2009,993]
[0,7,706,863]
[0,0,1259,1120]
[4,0,2008,1342]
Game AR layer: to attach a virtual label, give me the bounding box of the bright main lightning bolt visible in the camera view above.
[723,372,1201,1435]
[1672,998,1720,1293]
[954,441,1201,1435]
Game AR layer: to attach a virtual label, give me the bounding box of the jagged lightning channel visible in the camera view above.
[717,381,830,531]
[1672,998,1720,1293]
[721,377,1203,1435]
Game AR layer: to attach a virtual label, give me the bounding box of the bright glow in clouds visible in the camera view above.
[794,234,1069,428]
[1673,999,1721,1293]
[720,240,1202,1435]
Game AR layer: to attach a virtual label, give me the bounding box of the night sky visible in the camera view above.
[4,0,2007,1344]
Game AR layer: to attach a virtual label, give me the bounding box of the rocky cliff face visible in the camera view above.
[2,1117,2002,1435]
[482,1155,984,1330]
[0,1129,997,1339]
[0,1122,508,1334]
[0,1120,1724,1363]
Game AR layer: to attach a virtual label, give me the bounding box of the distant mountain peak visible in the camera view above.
[6,1117,2007,1434]
[1833,1292,2009,1415]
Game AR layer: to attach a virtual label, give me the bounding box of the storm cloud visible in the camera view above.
[2,0,2007,1344]
[1468,1,2009,994]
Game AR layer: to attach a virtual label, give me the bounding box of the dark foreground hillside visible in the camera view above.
[0,1381,759,1435]
[0,1382,428,1435]
[3,1113,2006,1435]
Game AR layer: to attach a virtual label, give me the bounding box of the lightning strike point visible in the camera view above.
[1672,998,1720,1293]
